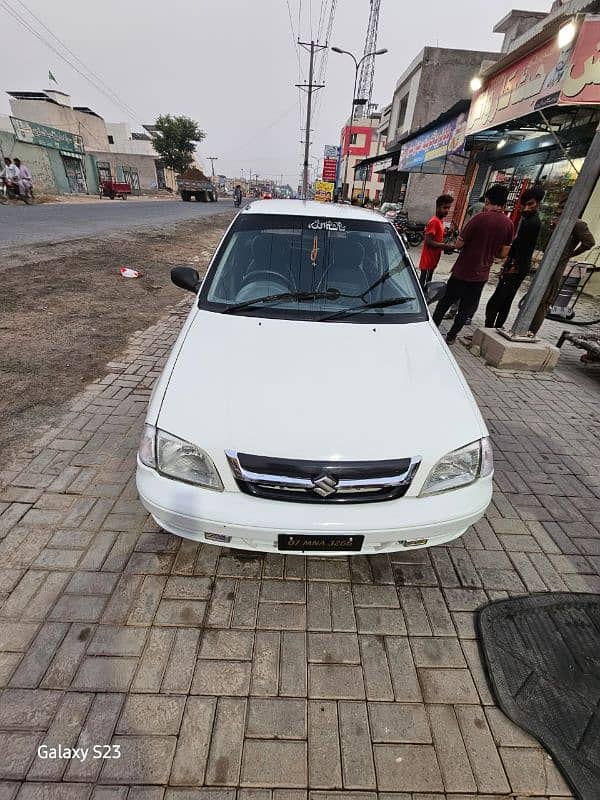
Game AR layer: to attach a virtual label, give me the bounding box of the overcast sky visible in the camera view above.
[0,0,552,185]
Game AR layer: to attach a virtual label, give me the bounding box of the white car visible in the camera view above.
[136,200,492,556]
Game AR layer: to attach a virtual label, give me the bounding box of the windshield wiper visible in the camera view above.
[320,296,416,321]
[222,288,341,314]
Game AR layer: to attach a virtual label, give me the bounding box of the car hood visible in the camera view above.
[157,310,486,466]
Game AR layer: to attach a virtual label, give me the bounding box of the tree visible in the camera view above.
[152,114,206,174]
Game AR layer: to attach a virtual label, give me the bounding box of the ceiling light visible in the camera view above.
[558,20,577,49]
[470,76,483,92]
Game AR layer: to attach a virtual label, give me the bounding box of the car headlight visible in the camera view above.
[420,437,493,496]
[138,425,223,491]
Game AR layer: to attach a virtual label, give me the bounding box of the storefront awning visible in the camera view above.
[466,14,600,138]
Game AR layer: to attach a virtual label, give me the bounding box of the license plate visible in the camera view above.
[278,534,364,552]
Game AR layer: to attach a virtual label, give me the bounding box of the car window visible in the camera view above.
[199,213,426,323]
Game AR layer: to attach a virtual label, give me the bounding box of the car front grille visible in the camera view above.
[226,451,421,504]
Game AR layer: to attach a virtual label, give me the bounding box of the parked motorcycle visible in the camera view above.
[392,212,424,247]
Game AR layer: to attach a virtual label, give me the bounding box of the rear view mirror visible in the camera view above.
[171,266,202,293]
[424,280,446,305]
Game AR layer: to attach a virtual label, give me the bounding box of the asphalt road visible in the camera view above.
[0,197,235,248]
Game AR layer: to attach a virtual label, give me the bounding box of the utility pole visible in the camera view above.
[207,157,218,177]
[297,40,326,199]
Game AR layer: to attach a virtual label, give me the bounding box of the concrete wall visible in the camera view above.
[403,173,446,223]
[89,151,165,191]
[0,131,58,193]
[388,48,499,147]
[9,97,109,151]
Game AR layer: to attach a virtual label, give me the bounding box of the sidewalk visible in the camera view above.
[0,285,599,796]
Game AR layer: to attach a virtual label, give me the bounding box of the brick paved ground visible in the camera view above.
[0,287,599,799]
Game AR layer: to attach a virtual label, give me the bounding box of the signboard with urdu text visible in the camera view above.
[11,117,85,154]
[467,16,600,137]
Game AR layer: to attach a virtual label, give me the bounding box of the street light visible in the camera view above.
[470,76,483,92]
[558,19,577,49]
[332,45,388,201]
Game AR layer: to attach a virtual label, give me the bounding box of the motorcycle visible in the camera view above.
[392,212,424,247]
[233,193,242,208]
[2,181,33,205]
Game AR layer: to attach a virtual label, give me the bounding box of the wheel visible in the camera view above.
[121,193,128,200]
[181,192,191,201]
[408,232,423,247]
[109,192,115,200]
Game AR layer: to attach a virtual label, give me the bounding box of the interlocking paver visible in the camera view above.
[116,694,185,735]
[368,702,431,743]
[373,744,444,792]
[246,698,306,739]
[338,701,376,790]
[307,700,342,789]
[240,740,307,788]
[0,732,41,780]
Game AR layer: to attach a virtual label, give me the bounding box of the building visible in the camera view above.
[3,88,178,196]
[338,109,386,202]
[381,46,500,220]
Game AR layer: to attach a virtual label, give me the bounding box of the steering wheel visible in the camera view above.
[242,269,293,290]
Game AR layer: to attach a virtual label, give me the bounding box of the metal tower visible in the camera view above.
[356,0,381,117]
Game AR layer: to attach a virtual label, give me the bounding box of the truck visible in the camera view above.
[176,168,218,202]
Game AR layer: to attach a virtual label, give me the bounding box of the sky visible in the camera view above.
[0,0,552,186]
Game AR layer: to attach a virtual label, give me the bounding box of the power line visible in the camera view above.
[13,0,141,121]
[0,0,143,124]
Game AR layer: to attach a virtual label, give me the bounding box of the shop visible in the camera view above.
[355,101,470,219]
[462,14,600,252]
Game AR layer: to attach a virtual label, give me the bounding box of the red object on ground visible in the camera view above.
[100,180,132,199]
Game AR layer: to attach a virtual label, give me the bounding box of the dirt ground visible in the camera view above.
[0,211,235,465]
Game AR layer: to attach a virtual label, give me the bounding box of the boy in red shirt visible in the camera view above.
[418,194,454,288]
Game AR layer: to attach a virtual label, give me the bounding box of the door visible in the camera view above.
[97,161,112,184]
[61,155,88,193]
[155,160,166,189]
[129,169,141,195]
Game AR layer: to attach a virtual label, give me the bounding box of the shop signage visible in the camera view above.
[561,16,600,104]
[373,157,393,173]
[467,16,600,136]
[314,180,334,202]
[323,144,339,159]
[11,117,85,154]
[322,158,338,181]
[397,112,468,175]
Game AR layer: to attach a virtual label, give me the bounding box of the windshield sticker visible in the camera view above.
[308,219,346,232]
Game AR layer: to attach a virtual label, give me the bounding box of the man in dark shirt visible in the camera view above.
[485,187,543,329]
[433,184,514,344]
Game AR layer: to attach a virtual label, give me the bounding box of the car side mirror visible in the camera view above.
[424,280,446,305]
[171,266,202,293]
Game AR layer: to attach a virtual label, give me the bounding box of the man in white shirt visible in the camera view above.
[14,158,33,198]
[1,156,19,191]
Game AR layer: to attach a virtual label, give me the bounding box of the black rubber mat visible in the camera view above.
[478,593,600,800]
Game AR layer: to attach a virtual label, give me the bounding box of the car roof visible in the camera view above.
[241,199,387,222]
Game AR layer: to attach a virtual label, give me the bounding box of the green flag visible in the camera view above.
[48,70,57,83]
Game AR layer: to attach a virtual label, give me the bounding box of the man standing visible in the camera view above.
[418,193,454,289]
[433,184,514,344]
[485,187,543,329]
[529,217,595,335]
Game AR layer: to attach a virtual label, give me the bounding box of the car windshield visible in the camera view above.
[199,213,426,323]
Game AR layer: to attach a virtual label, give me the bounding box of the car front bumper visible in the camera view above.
[136,461,492,556]
[136,460,492,555]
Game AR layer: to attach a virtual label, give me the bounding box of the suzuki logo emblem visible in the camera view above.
[312,474,338,497]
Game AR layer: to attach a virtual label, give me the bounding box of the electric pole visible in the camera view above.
[297,40,326,199]
[207,157,218,177]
